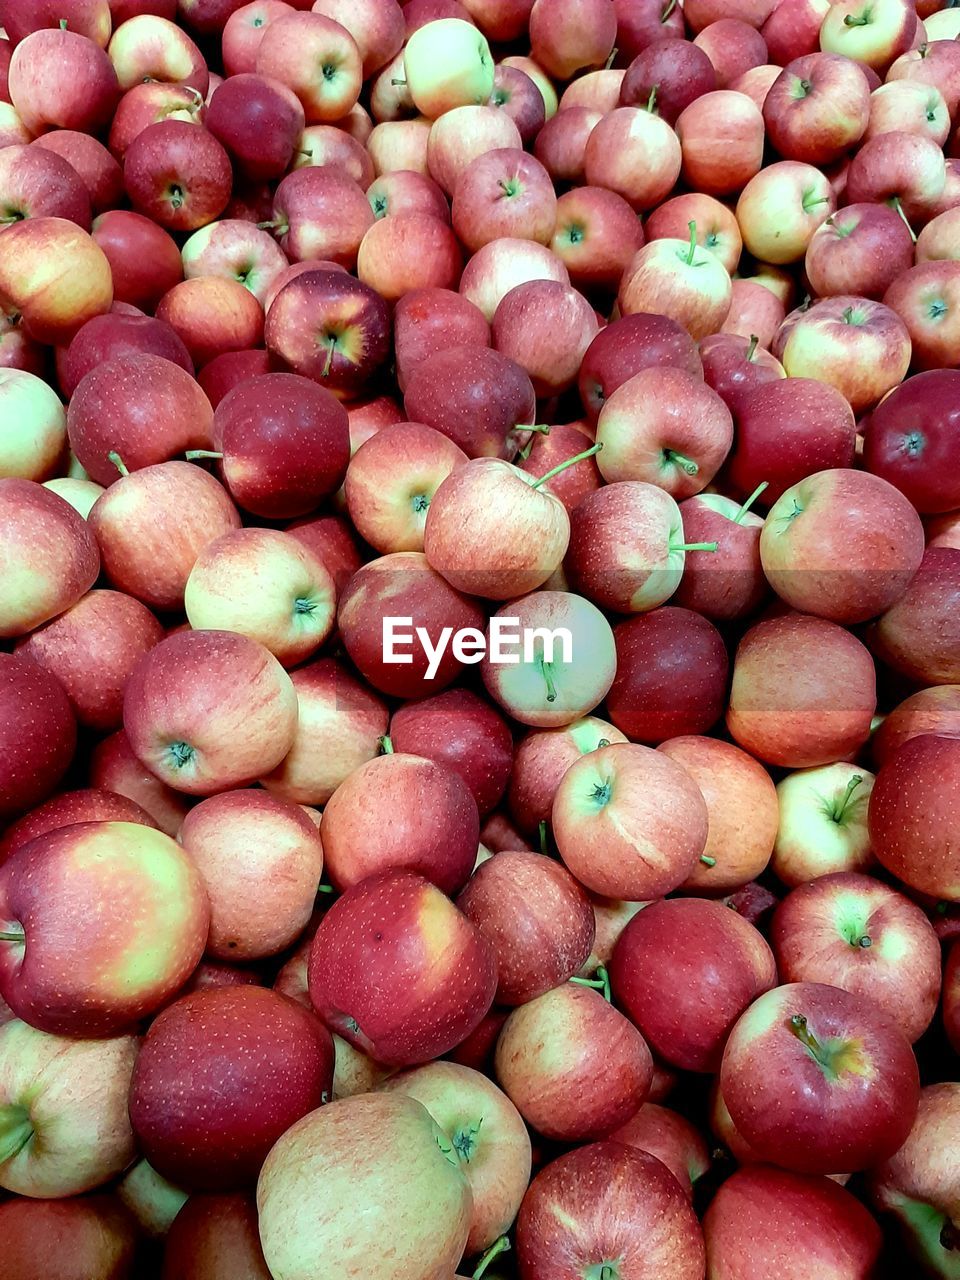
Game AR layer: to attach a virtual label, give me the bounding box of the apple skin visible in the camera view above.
[0,821,209,1036]
[320,751,479,896]
[459,237,571,324]
[180,220,289,308]
[256,11,362,124]
[123,120,233,233]
[534,105,603,186]
[610,897,777,1072]
[0,1195,138,1280]
[0,478,101,638]
[772,762,875,888]
[403,17,493,117]
[107,14,209,94]
[308,870,498,1067]
[15,588,164,733]
[529,0,616,80]
[260,657,388,807]
[496,983,652,1142]
[759,468,926,625]
[517,422,603,514]
[58,310,193,400]
[675,89,765,196]
[0,787,157,864]
[872,686,960,768]
[618,236,732,340]
[658,734,778,894]
[197,348,272,408]
[368,171,450,225]
[265,169,374,269]
[0,144,92,228]
[205,73,304,182]
[605,607,729,744]
[155,275,264,368]
[578,312,703,423]
[516,1140,706,1280]
[380,1061,531,1255]
[490,65,546,146]
[0,217,114,346]
[549,186,645,291]
[584,106,683,213]
[553,741,709,900]
[869,547,960,685]
[771,872,941,1043]
[672,492,767,621]
[452,147,556,253]
[819,0,913,73]
[425,103,522,195]
[722,277,785,347]
[394,289,490,395]
[645,192,743,274]
[178,790,324,962]
[91,209,184,311]
[89,729,191,838]
[869,733,960,901]
[223,1,294,75]
[884,260,960,373]
[160,1193,270,1280]
[0,1018,137,1197]
[389,688,513,816]
[492,280,599,399]
[862,371,960,514]
[296,123,374,188]
[704,1165,883,1280]
[508,715,628,836]
[457,851,595,1005]
[917,206,960,263]
[720,981,920,1174]
[845,129,947,226]
[727,612,877,769]
[357,213,462,303]
[257,1093,472,1280]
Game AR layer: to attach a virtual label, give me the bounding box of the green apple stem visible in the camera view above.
[684,220,699,265]
[595,738,611,750]
[0,926,24,943]
[390,77,408,86]
[830,774,864,822]
[0,1104,32,1164]
[802,192,830,214]
[889,197,917,242]
[646,84,658,114]
[474,1237,511,1279]
[539,819,548,857]
[570,966,611,1002]
[700,854,717,867]
[537,654,557,704]
[317,883,334,894]
[745,334,759,362]
[107,451,129,477]
[378,735,394,755]
[185,450,223,461]
[663,449,699,476]
[530,442,602,489]
[732,481,768,523]
[669,541,719,553]
[788,1013,829,1067]
[843,10,869,23]
[523,424,551,434]
[59,18,68,28]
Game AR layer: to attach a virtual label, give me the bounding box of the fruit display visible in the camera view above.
[0,0,959,1277]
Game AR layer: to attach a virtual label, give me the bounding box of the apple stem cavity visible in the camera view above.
[0,1104,33,1165]
[570,965,611,1002]
[530,442,602,489]
[663,449,699,476]
[733,481,768,523]
[473,1237,511,1279]
[167,741,195,771]
[941,1221,960,1252]
[107,451,129,477]
[0,926,25,944]
[843,9,870,23]
[378,735,394,755]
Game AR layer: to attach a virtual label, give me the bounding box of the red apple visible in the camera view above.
[123,120,233,232]
[108,82,205,160]
[819,0,914,73]
[578,312,702,422]
[88,728,190,837]
[761,0,830,63]
[533,105,602,186]
[611,1103,711,1200]
[367,170,449,224]
[694,18,768,88]
[256,11,362,123]
[357,213,462,302]
[205,73,304,182]
[0,787,156,863]
[108,14,209,94]
[489,64,545,145]
[721,277,785,347]
[403,345,535,458]
[872,685,960,766]
[508,715,628,836]
[393,287,489,393]
[645,191,743,274]
[426,104,521,194]
[771,762,876,887]
[459,237,570,323]
[161,1194,270,1280]
[0,653,76,821]
[0,144,91,228]
[583,106,682,212]
[222,0,294,75]
[0,217,114,345]
[58,310,193,399]
[863,371,960,513]
[675,89,765,196]
[452,147,557,252]
[529,0,616,80]
[869,547,960,685]
[620,38,718,123]
[91,209,184,311]
[884,260,960,372]
[492,280,598,398]
[0,1196,137,1280]
[763,53,870,164]
[805,202,915,300]
[550,186,645,290]
[9,26,119,134]
[845,128,947,226]
[618,232,732,339]
[155,276,264,367]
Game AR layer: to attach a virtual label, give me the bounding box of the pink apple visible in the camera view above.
[645,191,743,274]
[0,787,157,864]
[675,89,765,195]
[584,106,682,212]
[256,11,362,123]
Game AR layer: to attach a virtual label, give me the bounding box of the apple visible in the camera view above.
[257,1093,472,1280]
[0,820,208,1035]
[427,104,524,196]
[452,149,556,257]
[866,80,950,146]
[58,309,193,399]
[611,1103,710,1200]
[645,192,742,274]
[533,105,602,186]
[584,106,682,213]
[727,612,877,768]
[669,490,766,621]
[516,1141,705,1280]
[394,287,489,393]
[116,1158,187,1240]
[763,53,870,164]
[529,0,616,81]
[508,715,628,836]
[130,986,333,1190]
[722,277,785,347]
[869,547,960,685]
[489,65,545,145]
[295,123,375,187]
[675,89,765,196]
[44,479,106,520]
[761,0,830,62]
[492,281,598,398]
[223,0,294,75]
[618,231,732,339]
[619,38,717,123]
[357,212,462,302]
[161,1193,270,1278]
[0,144,92,228]
[887,39,960,120]
[204,74,304,183]
[308,870,497,1066]
[260,657,389,806]
[872,686,960,767]
[805,202,915,300]
[367,171,450,224]
[729,63,781,111]
[366,117,432,177]
[772,763,875,888]
[693,18,767,88]
[404,346,536,458]
[92,209,184,311]
[1,0,113,44]
[9,26,119,134]
[819,0,914,73]
[700,332,785,416]
[578,312,702,422]
[108,82,205,161]
[0,1195,138,1280]
[88,730,190,837]
[884,261,960,372]
[0,368,66,483]
[108,14,209,93]
[517,422,604,513]
[0,311,48,382]
[311,0,404,78]
[862,372,960,514]
[403,18,493,117]
[720,980,919,1173]
[0,217,114,346]
[0,1018,137,1197]
[0,787,156,864]
[458,237,570,323]
[735,159,835,264]
[255,10,361,123]
[123,120,232,232]
[844,129,947,226]
[262,169,375,269]
[181,221,288,309]
[549,186,645,290]
[154,275,264,367]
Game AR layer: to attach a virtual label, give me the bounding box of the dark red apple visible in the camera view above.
[0,652,76,821]
[57,309,193,398]
[863,370,960,514]
[91,209,184,312]
[578,312,703,422]
[869,547,960,685]
[161,1194,270,1280]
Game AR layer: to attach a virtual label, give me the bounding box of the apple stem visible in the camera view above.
[537,654,557,704]
[595,738,610,750]
[669,541,718,553]
[570,966,611,1002]
[257,219,289,236]
[524,424,551,434]
[317,883,334,894]
[685,220,698,266]
[107,451,129,477]
[473,1237,511,1279]
[802,193,829,214]
[0,927,24,943]
[843,11,869,23]
[378,735,394,755]
[646,84,658,114]
[530,442,602,489]
[604,45,618,70]
[745,334,759,363]
[661,0,677,19]
[539,820,548,857]
[733,481,768,523]
[788,1013,828,1066]
[322,335,337,378]
[830,774,864,823]
[890,197,916,242]
[59,18,68,28]
[185,450,223,462]
[663,449,699,476]
[0,1104,33,1165]
[700,854,716,867]
[390,77,408,87]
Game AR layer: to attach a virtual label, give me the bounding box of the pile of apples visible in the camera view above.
[1,0,960,1275]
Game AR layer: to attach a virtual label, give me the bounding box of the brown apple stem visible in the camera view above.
[830,774,864,822]
[788,1013,828,1067]
[0,1104,32,1164]
[669,541,719,553]
[700,854,716,867]
[570,966,611,1002]
[474,1237,511,1279]
[733,481,768,523]
[646,84,658,114]
[745,334,759,363]
[185,450,223,461]
[661,0,678,19]
[378,735,394,755]
[321,335,337,378]
[604,45,618,70]
[0,926,25,943]
[539,820,548,857]
[530,442,602,489]
[107,450,129,477]
[663,449,699,476]
[257,219,289,236]
[889,197,917,243]
[685,220,698,266]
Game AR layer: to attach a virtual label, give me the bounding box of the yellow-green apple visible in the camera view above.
[259,657,389,805]
[762,0,831,62]
[0,369,66,483]
[117,1158,187,1239]
[866,80,950,145]
[356,212,462,302]
[496,983,652,1140]
[89,730,191,837]
[457,851,594,1004]
[845,129,946,225]
[9,27,119,134]
[606,607,728,743]
[0,102,31,148]
[820,0,914,72]
[295,123,374,187]
[108,82,205,161]
[658,735,779,893]
[318,750,479,894]
[223,0,294,75]
[338,550,487,694]
[645,192,743,274]
[367,171,450,224]
[872,686,960,767]
[694,18,768,87]
[516,1141,705,1280]
[862,371,960,513]
[130,986,333,1190]
[596,366,733,496]
[553,741,708,899]
[772,763,875,887]
[763,53,870,164]
[89,460,241,611]
[0,217,113,345]
[345,421,467,553]
[257,1093,472,1280]
[549,186,645,290]
[403,346,535,458]
[261,169,374,268]
[67,353,212,485]
[57,309,193,399]
[255,11,360,122]
[490,65,545,145]
[887,39,960,119]
[611,897,776,1071]
[0,821,208,1035]
[508,714,628,835]
[672,489,767,620]
[389,688,513,816]
[308,870,497,1065]
[704,1166,882,1280]
[771,872,941,1042]
[805,202,915,299]
[869,547,960,685]
[618,231,732,339]
[533,105,602,186]
[0,479,100,638]
[366,117,432,176]
[123,120,233,232]
[619,38,718,123]
[726,612,877,767]
[92,209,184,311]
[735,160,834,263]
[177,790,324,960]
[529,0,616,80]
[583,107,682,212]
[458,237,570,322]
[517,422,603,513]
[0,145,92,228]
[108,13,209,92]
[403,18,493,117]
[0,788,156,865]
[123,629,298,794]
[675,89,765,195]
[452,148,556,252]
[0,1195,138,1280]
[45,479,105,519]
[760,468,926,623]
[480,590,615,728]
[0,1020,137,1196]
[154,275,264,368]
[884,261,960,372]
[394,288,489,393]
[380,1062,530,1255]
[578,312,703,422]
[869,733,960,900]
[160,1193,270,1278]
[181,220,289,306]
[205,73,304,181]
[15,589,163,733]
[720,981,919,1173]
[722,277,785,346]
[610,1103,711,1200]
